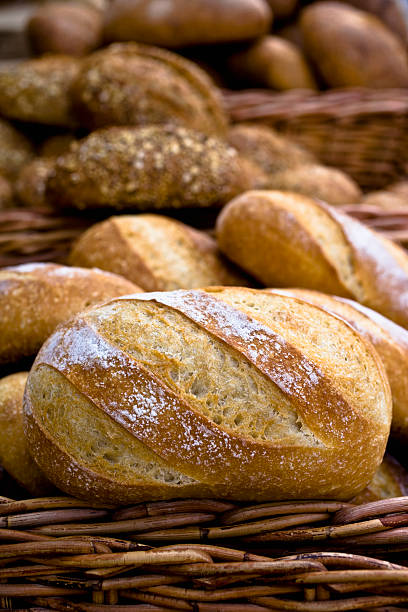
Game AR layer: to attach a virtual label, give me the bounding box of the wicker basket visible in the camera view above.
[224,88,408,192]
[2,494,408,611]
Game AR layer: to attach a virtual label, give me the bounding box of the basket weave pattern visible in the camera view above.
[2,495,408,610]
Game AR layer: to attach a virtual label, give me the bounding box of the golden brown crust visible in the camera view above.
[0,372,54,496]
[300,2,408,88]
[0,56,80,126]
[68,214,248,291]
[227,36,317,91]
[0,262,141,364]
[351,455,408,504]
[270,288,408,442]
[0,119,34,181]
[47,125,250,211]
[71,42,227,134]
[103,0,272,48]
[15,158,55,209]
[24,287,391,504]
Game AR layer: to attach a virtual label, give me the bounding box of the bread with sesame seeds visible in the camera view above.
[0,56,80,126]
[71,42,227,134]
[46,125,252,211]
[0,263,141,365]
[23,287,391,504]
[0,372,54,496]
[15,158,55,209]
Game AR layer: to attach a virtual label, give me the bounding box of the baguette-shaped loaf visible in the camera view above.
[24,287,391,504]
[269,288,408,442]
[216,190,408,328]
[69,214,248,291]
[0,263,141,364]
[0,373,54,496]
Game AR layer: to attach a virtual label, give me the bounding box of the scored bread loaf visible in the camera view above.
[68,214,248,291]
[269,288,408,442]
[0,263,141,364]
[24,287,391,504]
[0,373,54,496]
[216,190,408,329]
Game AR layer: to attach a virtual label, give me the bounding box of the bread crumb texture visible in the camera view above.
[24,287,391,504]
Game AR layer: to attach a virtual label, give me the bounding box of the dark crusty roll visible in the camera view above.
[68,214,248,291]
[0,263,141,364]
[0,373,54,496]
[24,287,391,504]
[270,288,408,443]
[216,190,408,329]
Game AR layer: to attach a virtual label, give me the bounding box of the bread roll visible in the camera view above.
[104,0,272,48]
[361,190,408,210]
[389,180,408,200]
[24,287,391,504]
[0,56,80,126]
[0,175,13,209]
[71,43,227,134]
[352,454,408,504]
[0,263,141,364]
[47,126,252,211]
[266,0,297,19]
[0,373,54,496]
[269,288,408,442]
[227,36,317,91]
[27,2,103,57]
[216,190,408,329]
[0,119,34,181]
[15,158,55,209]
[300,2,408,88]
[39,134,76,158]
[69,214,248,291]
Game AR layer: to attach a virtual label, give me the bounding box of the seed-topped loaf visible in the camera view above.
[24,287,391,504]
[0,263,141,364]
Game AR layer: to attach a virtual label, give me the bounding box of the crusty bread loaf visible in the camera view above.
[15,158,55,209]
[71,43,227,134]
[24,287,391,504]
[0,263,141,364]
[216,190,408,329]
[69,214,248,291]
[0,373,54,496]
[269,288,408,442]
[351,454,408,504]
[0,56,80,126]
[47,126,252,211]
[0,119,34,181]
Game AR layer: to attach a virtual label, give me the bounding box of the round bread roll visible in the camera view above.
[361,190,408,210]
[69,214,248,291]
[15,158,55,209]
[104,0,272,48]
[0,373,54,496]
[268,164,362,205]
[266,0,297,19]
[0,263,141,364]
[300,2,408,88]
[228,123,315,181]
[269,288,408,442]
[24,287,391,504]
[0,119,34,181]
[46,126,252,211]
[341,0,408,46]
[351,454,408,504]
[0,56,80,126]
[227,36,317,91]
[216,190,408,329]
[0,175,13,209]
[71,43,227,134]
[27,2,103,57]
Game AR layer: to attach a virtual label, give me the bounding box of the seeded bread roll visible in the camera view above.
[0,56,80,126]
[69,214,248,291]
[15,158,55,209]
[47,126,251,211]
[0,263,141,364]
[71,43,227,134]
[0,119,34,181]
[0,373,54,496]
[217,190,408,329]
[269,288,408,442]
[24,287,391,504]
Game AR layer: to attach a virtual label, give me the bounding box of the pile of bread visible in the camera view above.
[1,0,408,507]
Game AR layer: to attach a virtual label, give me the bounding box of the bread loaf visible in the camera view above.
[71,43,227,134]
[46,126,251,211]
[104,0,272,48]
[0,263,141,364]
[0,56,80,126]
[69,214,248,291]
[269,288,408,442]
[24,287,391,504]
[15,158,55,209]
[216,190,408,329]
[351,454,408,504]
[0,119,34,181]
[0,373,54,496]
